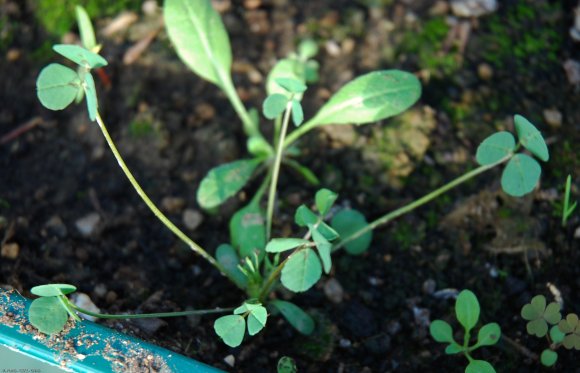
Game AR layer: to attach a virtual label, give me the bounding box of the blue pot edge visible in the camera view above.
[0,289,225,373]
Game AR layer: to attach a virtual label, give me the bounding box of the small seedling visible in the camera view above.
[561,175,577,227]
[430,290,501,373]
[277,356,297,373]
[521,294,580,367]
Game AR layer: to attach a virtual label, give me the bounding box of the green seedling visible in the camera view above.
[561,175,577,227]
[430,290,501,373]
[521,294,580,367]
[277,356,297,373]
[31,0,550,353]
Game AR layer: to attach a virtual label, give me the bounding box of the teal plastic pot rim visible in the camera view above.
[0,289,224,373]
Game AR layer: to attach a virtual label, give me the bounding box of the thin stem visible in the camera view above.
[283,117,317,148]
[258,256,290,302]
[95,113,223,273]
[266,101,293,240]
[333,156,511,251]
[219,76,259,139]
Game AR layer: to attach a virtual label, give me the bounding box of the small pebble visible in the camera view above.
[324,278,344,304]
[429,1,450,16]
[72,293,100,321]
[75,213,100,236]
[106,291,118,304]
[183,209,203,231]
[45,215,68,238]
[450,0,498,17]
[1,243,19,259]
[422,279,436,295]
[244,0,261,9]
[94,283,107,298]
[131,318,167,334]
[195,103,216,121]
[543,108,562,128]
[161,197,186,214]
[142,0,158,15]
[574,226,580,239]
[6,48,21,62]
[339,338,352,348]
[325,40,341,57]
[477,63,493,80]
[224,355,235,367]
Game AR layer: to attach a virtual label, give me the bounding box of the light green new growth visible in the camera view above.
[562,174,577,227]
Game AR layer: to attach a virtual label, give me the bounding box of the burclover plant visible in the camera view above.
[430,290,501,373]
[521,294,580,367]
[30,0,550,350]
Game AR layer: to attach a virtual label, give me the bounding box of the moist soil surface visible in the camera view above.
[1,0,580,372]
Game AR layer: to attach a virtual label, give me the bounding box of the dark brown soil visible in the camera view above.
[1,0,580,372]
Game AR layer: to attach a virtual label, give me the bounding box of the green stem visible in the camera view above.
[333,156,511,251]
[283,117,317,148]
[220,76,259,139]
[95,113,223,273]
[463,329,473,362]
[266,101,293,240]
[258,256,290,303]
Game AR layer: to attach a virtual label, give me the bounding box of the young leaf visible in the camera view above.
[277,356,297,373]
[315,188,338,216]
[275,78,307,94]
[310,70,421,126]
[285,159,320,185]
[550,325,565,343]
[263,94,288,119]
[475,131,515,166]
[234,301,262,315]
[501,154,541,197]
[540,349,558,367]
[430,320,455,343]
[230,201,266,260]
[247,305,268,336]
[214,315,246,347]
[455,290,480,333]
[265,238,310,253]
[475,323,501,347]
[53,44,107,69]
[270,300,315,335]
[247,136,273,157]
[31,284,77,297]
[266,59,305,99]
[445,343,463,354]
[83,72,98,121]
[298,39,318,60]
[311,228,332,274]
[29,297,69,334]
[164,0,232,88]
[197,159,260,209]
[291,100,304,126]
[514,114,549,161]
[75,6,97,51]
[331,209,372,255]
[466,360,496,373]
[216,244,248,289]
[281,248,322,292]
[37,64,82,111]
[295,205,339,241]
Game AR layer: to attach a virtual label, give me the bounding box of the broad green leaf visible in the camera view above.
[53,44,107,69]
[558,313,579,334]
[214,315,246,347]
[277,356,297,373]
[266,59,305,98]
[291,100,304,126]
[310,70,421,126]
[514,114,549,161]
[31,284,77,297]
[466,360,496,373]
[270,300,314,335]
[37,64,82,111]
[197,159,260,209]
[29,297,69,334]
[562,333,580,350]
[540,349,558,367]
[75,6,97,51]
[311,228,332,274]
[216,244,248,289]
[455,290,480,333]
[304,60,319,83]
[164,0,232,87]
[247,136,273,157]
[476,323,501,347]
[315,188,337,216]
[445,343,463,354]
[275,78,307,94]
[521,295,546,320]
[544,302,562,325]
[266,238,310,253]
[230,201,266,260]
[429,320,455,343]
[234,301,262,315]
[295,205,339,241]
[281,248,322,292]
[263,94,288,120]
[501,154,541,197]
[83,72,98,121]
[298,39,318,60]
[527,318,548,337]
[475,131,515,166]
[550,325,565,343]
[331,209,372,255]
[247,306,268,336]
[285,159,320,185]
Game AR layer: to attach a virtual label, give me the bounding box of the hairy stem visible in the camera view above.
[95,113,223,273]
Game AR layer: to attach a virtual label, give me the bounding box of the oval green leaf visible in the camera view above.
[311,70,421,126]
[29,297,69,335]
[521,295,545,320]
[53,44,107,69]
[501,153,541,197]
[540,349,558,367]
[298,39,318,60]
[214,315,246,347]
[164,0,232,88]
[37,63,82,111]
[315,188,338,216]
[281,248,322,292]
[514,114,549,161]
[216,244,248,289]
[275,78,307,94]
[31,284,77,297]
[83,72,98,121]
[277,356,297,373]
[455,290,480,333]
[331,209,372,255]
[266,59,305,99]
[429,320,455,343]
[475,131,515,165]
[247,306,268,336]
[266,238,310,253]
[285,159,320,186]
[270,300,314,335]
[550,325,565,344]
[466,359,496,373]
[311,228,332,274]
[263,94,288,120]
[445,343,463,354]
[476,323,501,347]
[197,159,260,209]
[230,201,266,260]
[291,100,304,126]
[76,6,97,51]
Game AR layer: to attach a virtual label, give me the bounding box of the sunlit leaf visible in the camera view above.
[75,6,97,51]
[29,297,69,335]
[475,131,515,166]
[247,305,268,336]
[265,238,310,253]
[83,72,98,121]
[281,248,322,292]
[53,44,107,69]
[275,78,307,94]
[31,284,77,297]
[298,39,318,60]
[514,114,549,162]
[37,63,82,111]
